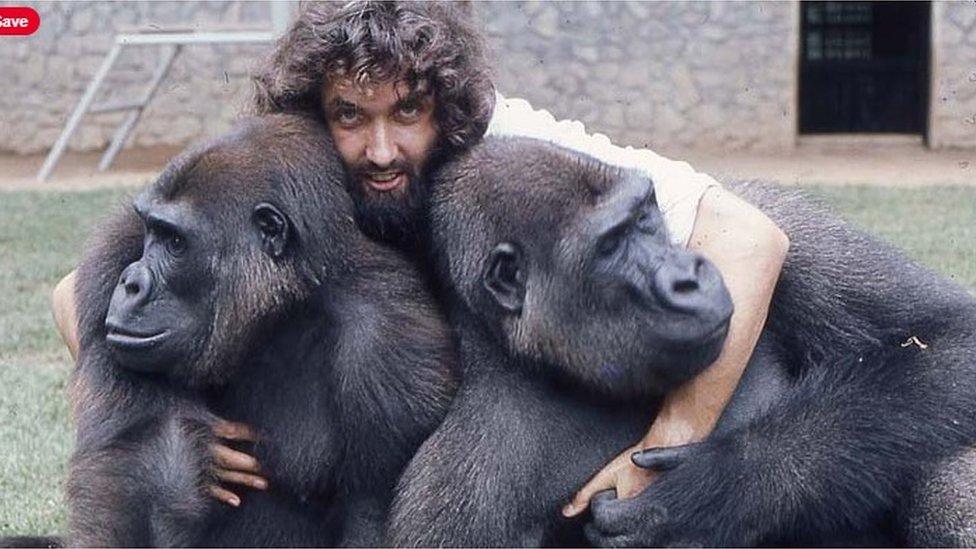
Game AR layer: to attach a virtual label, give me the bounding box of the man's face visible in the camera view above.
[323,78,438,194]
[322,78,439,245]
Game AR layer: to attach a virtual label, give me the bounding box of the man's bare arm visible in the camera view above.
[52,270,80,361]
[564,187,789,516]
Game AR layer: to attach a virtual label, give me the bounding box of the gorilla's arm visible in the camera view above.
[330,275,457,545]
[588,335,976,546]
[587,182,976,546]
[567,186,790,514]
[68,208,214,546]
[387,376,547,548]
[388,318,652,548]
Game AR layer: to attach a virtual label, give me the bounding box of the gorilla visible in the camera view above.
[387,136,976,546]
[66,114,456,547]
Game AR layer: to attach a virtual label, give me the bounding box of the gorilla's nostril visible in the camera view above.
[673,279,699,294]
[124,281,140,296]
[118,264,151,300]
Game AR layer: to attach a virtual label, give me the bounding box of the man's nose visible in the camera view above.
[365,122,398,168]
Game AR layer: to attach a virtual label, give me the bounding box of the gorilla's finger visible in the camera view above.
[208,485,241,507]
[632,444,697,471]
[590,489,618,509]
[213,443,262,473]
[215,468,269,490]
[584,523,629,548]
[212,419,260,442]
[590,490,628,536]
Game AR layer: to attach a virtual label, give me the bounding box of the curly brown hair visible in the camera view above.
[251,1,495,152]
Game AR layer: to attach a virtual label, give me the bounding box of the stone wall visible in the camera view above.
[2,1,973,155]
[0,1,801,155]
[0,1,276,155]
[930,1,976,149]
[480,1,800,152]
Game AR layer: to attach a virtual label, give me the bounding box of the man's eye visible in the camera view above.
[336,108,361,125]
[397,103,421,120]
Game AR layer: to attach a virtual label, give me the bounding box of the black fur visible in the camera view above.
[387,137,976,546]
[67,114,456,547]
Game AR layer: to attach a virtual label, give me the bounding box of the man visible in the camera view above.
[52,1,788,517]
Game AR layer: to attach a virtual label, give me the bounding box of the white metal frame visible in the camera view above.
[36,3,291,182]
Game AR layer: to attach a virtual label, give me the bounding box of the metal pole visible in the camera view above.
[270,2,292,37]
[98,44,181,172]
[37,42,123,182]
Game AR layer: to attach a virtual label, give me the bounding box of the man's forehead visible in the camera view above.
[322,78,428,107]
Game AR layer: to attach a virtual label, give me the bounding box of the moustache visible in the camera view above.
[350,160,419,182]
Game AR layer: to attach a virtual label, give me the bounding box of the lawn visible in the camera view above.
[0,185,974,536]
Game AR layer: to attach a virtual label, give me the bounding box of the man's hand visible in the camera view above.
[209,419,269,507]
[561,444,658,517]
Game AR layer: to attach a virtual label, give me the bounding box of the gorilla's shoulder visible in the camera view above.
[436,135,629,205]
[460,135,608,169]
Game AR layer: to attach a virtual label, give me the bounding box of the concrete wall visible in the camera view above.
[480,1,800,152]
[0,1,274,155]
[930,1,976,149]
[1,1,973,155]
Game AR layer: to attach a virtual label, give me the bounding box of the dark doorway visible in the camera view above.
[799,1,930,135]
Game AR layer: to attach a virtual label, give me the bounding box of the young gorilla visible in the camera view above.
[68,114,456,547]
[388,137,976,547]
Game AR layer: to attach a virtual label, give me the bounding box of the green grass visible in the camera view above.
[807,185,976,291]
[0,189,131,536]
[0,185,973,536]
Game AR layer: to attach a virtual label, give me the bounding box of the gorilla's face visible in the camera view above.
[102,115,356,387]
[322,78,440,245]
[104,192,217,376]
[485,173,733,398]
[434,139,735,399]
[104,180,304,386]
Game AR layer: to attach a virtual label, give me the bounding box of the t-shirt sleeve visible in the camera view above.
[487,92,720,247]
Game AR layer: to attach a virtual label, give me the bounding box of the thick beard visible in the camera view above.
[344,148,448,251]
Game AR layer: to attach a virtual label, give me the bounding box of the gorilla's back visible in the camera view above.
[726,180,976,370]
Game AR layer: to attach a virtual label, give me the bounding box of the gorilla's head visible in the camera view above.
[430,137,734,399]
[104,115,363,386]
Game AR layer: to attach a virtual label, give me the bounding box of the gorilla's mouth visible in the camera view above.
[106,326,170,350]
[662,316,731,351]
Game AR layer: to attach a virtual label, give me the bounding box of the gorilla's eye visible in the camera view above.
[162,229,186,256]
[170,234,185,253]
[636,210,654,232]
[598,227,626,257]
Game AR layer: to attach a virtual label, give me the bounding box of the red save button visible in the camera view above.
[0,6,40,36]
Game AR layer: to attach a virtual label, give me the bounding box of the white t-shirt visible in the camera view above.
[486,93,720,247]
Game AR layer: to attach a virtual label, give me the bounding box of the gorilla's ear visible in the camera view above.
[252,203,291,259]
[484,242,525,314]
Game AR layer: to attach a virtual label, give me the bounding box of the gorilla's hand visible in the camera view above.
[585,440,755,547]
[563,443,659,517]
[208,419,268,506]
